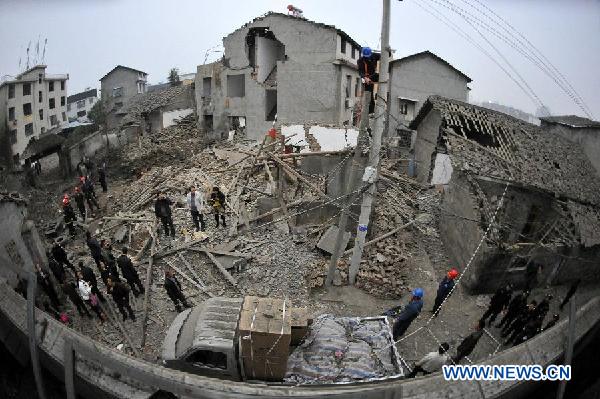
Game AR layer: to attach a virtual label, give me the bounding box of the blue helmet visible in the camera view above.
[361,47,372,58]
[413,288,424,298]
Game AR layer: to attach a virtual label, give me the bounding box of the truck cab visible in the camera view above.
[161,297,244,380]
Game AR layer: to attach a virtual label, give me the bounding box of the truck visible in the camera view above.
[161,296,404,383]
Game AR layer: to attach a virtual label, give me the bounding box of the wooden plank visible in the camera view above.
[165,260,213,297]
[177,253,209,291]
[342,220,416,256]
[102,216,155,223]
[187,247,252,259]
[265,151,329,201]
[202,250,238,286]
[140,224,157,349]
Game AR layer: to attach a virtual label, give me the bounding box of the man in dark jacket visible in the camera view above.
[73,186,87,221]
[81,176,99,212]
[497,290,529,330]
[62,281,91,317]
[79,261,105,302]
[503,300,537,344]
[98,162,108,192]
[357,47,380,114]
[35,264,61,310]
[107,278,135,321]
[164,269,190,312]
[51,242,74,271]
[392,288,424,340]
[62,195,77,237]
[480,284,512,327]
[86,232,104,267]
[209,187,227,228]
[155,192,175,237]
[432,268,458,316]
[117,247,144,297]
[47,251,66,283]
[531,294,552,320]
[453,320,484,364]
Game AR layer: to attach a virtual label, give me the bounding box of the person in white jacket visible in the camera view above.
[76,272,104,321]
[186,185,206,231]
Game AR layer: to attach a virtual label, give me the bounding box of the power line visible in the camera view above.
[413,0,542,108]
[423,0,545,109]
[428,0,593,119]
[461,0,594,118]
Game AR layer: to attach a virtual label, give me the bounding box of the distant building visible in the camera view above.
[386,51,471,150]
[195,12,362,141]
[66,88,98,122]
[179,72,196,86]
[540,115,600,176]
[0,65,69,166]
[477,101,539,125]
[99,65,148,129]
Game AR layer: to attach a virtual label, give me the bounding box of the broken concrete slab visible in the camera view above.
[316,225,351,255]
[213,148,248,167]
[215,255,247,272]
[113,225,129,243]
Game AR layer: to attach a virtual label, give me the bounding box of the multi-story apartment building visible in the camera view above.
[67,88,98,122]
[99,65,147,129]
[195,12,362,140]
[0,65,68,164]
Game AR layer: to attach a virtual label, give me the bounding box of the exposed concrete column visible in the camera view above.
[349,0,391,284]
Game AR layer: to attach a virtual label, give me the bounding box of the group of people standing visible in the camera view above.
[384,267,579,378]
[154,186,228,238]
[60,159,108,237]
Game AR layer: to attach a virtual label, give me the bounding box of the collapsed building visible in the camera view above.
[410,96,600,293]
[195,12,363,141]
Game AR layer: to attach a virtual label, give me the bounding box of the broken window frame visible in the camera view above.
[39,109,43,120]
[24,123,34,136]
[23,83,31,96]
[226,74,245,98]
[49,98,56,109]
[49,81,54,92]
[8,107,15,121]
[9,130,17,144]
[23,103,32,116]
[8,84,15,99]
[341,38,347,54]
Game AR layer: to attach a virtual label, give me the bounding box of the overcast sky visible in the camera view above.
[1,0,598,118]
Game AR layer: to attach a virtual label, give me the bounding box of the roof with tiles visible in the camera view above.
[540,115,600,129]
[411,95,600,207]
[224,12,361,50]
[0,191,28,206]
[67,89,97,104]
[100,65,147,82]
[390,51,472,83]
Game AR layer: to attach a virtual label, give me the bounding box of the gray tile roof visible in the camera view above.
[67,89,97,104]
[390,51,472,83]
[411,95,600,206]
[540,115,600,129]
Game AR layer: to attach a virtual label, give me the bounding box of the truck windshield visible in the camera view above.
[186,350,228,370]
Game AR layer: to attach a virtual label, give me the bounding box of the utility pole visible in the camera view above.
[325,91,370,286]
[349,0,391,284]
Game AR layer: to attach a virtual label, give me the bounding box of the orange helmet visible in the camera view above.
[447,268,459,280]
